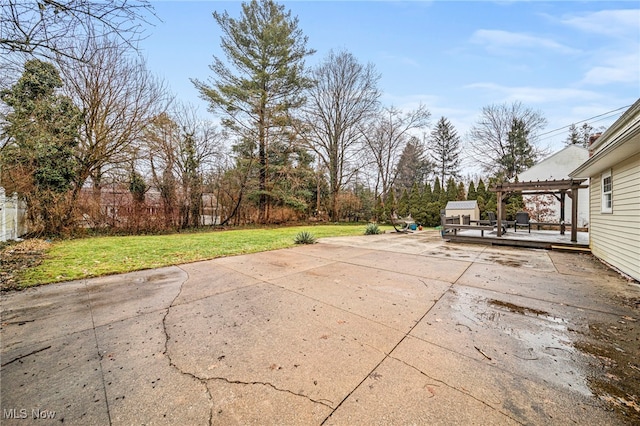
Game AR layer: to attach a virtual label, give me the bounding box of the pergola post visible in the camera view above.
[496,189,503,237]
[560,190,566,235]
[571,182,578,243]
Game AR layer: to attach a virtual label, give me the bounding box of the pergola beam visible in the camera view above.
[489,179,587,243]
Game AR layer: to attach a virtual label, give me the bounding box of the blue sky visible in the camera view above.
[141,1,639,162]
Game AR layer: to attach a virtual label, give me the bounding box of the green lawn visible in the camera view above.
[19,224,392,287]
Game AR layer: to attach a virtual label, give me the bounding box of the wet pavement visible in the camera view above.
[1,230,639,425]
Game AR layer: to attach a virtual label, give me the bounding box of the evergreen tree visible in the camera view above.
[457,182,466,201]
[409,182,423,223]
[498,118,536,180]
[395,136,432,194]
[0,59,82,235]
[445,177,458,202]
[428,116,462,187]
[467,181,477,200]
[476,179,487,201]
[565,122,596,148]
[193,0,314,224]
[422,182,433,203]
[397,188,410,217]
[384,190,396,219]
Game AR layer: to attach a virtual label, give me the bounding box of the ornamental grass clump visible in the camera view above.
[294,231,317,244]
[364,223,381,235]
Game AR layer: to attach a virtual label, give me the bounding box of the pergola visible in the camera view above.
[490,179,588,242]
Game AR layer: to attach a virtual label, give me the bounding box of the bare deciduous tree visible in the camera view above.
[1,0,155,61]
[362,105,430,202]
[143,105,223,229]
[467,101,547,178]
[59,38,168,203]
[296,50,381,221]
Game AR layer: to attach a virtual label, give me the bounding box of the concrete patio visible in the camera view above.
[1,230,639,425]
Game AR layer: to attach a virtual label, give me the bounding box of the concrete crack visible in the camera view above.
[163,267,214,426]
[84,279,113,426]
[321,281,453,425]
[389,355,524,425]
[208,376,334,409]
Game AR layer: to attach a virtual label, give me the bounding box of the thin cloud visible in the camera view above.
[561,9,640,38]
[470,29,579,54]
[465,83,602,104]
[581,53,640,86]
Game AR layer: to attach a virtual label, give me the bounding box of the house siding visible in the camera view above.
[589,152,640,281]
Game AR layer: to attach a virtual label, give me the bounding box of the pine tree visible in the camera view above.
[429,116,462,187]
[193,0,314,224]
[432,176,442,203]
[467,181,477,200]
[499,118,536,180]
[457,182,466,201]
[445,177,458,202]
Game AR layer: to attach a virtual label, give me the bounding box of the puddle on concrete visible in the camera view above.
[574,319,640,423]
[447,291,591,396]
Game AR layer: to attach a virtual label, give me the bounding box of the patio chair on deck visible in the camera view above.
[515,211,531,233]
[486,211,507,233]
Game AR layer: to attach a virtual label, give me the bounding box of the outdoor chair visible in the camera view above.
[486,211,507,233]
[515,211,531,233]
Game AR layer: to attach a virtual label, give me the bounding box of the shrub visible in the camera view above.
[364,223,381,235]
[294,231,317,244]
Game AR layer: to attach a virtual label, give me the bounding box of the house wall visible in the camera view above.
[589,152,640,281]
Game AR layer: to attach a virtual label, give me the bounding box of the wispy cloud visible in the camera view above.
[470,29,578,55]
[581,53,640,86]
[561,9,640,38]
[465,83,602,104]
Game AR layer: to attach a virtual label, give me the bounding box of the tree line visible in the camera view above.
[0,0,598,236]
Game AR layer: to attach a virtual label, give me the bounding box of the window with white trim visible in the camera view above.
[601,169,612,213]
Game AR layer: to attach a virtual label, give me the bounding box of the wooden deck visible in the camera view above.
[442,227,590,251]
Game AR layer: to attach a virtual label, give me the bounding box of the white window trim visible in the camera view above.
[601,169,612,214]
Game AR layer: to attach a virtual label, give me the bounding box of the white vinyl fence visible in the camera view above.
[0,187,27,241]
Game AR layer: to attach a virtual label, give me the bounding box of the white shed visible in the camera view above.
[445,200,480,222]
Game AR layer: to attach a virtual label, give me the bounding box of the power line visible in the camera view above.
[537,104,631,140]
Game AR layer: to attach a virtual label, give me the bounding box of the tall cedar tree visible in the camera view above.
[395,135,432,194]
[1,59,82,235]
[193,0,314,223]
[467,181,477,200]
[429,116,461,187]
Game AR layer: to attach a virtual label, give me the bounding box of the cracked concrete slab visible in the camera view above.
[410,286,596,395]
[347,250,471,283]
[208,380,332,425]
[213,249,334,281]
[474,246,557,272]
[325,356,519,425]
[174,261,262,306]
[0,329,109,425]
[96,310,211,425]
[391,336,618,425]
[2,230,638,425]
[84,266,187,327]
[1,281,92,350]
[269,262,449,332]
[458,261,638,313]
[165,282,403,406]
